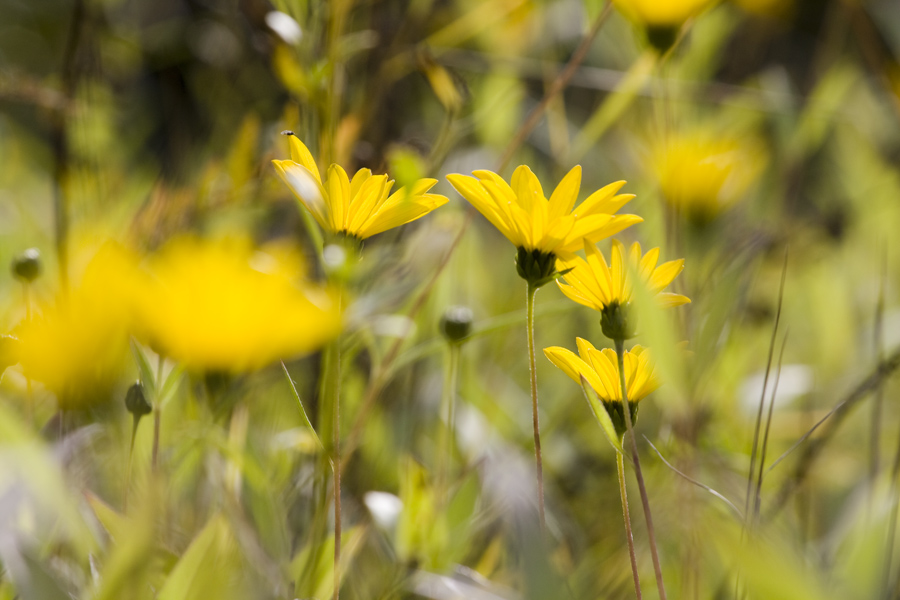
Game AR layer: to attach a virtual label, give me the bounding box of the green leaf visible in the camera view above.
[281,361,325,455]
[290,526,366,600]
[579,376,623,455]
[157,514,243,600]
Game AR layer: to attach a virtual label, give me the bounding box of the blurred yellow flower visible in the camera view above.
[652,129,763,218]
[140,237,340,372]
[545,338,659,403]
[16,243,142,408]
[272,134,448,240]
[732,0,792,19]
[559,239,690,312]
[613,0,715,28]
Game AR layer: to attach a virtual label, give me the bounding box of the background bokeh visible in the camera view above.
[2,0,900,598]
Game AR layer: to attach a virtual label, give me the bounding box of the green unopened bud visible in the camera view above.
[603,399,640,439]
[646,25,679,54]
[440,306,473,343]
[124,382,152,418]
[12,248,42,283]
[515,247,561,288]
[601,301,636,341]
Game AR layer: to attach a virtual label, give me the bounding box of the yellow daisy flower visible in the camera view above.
[544,338,658,434]
[446,165,642,286]
[613,0,716,51]
[651,128,763,220]
[559,239,690,310]
[558,239,689,339]
[613,0,715,29]
[272,133,448,240]
[139,237,340,372]
[15,243,143,408]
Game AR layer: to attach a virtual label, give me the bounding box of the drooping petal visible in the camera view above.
[544,346,606,396]
[360,185,449,238]
[657,292,692,307]
[446,174,517,243]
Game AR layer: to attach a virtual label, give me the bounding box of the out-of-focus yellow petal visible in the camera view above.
[139,237,340,372]
[613,0,714,28]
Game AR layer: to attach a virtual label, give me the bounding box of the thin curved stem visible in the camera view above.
[526,283,546,529]
[618,450,643,599]
[152,353,163,471]
[438,343,461,500]
[332,290,344,600]
[615,338,666,600]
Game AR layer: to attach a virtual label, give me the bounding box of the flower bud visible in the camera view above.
[601,301,637,341]
[603,398,640,438]
[440,306,473,343]
[646,25,679,53]
[515,247,560,288]
[12,248,42,283]
[124,381,152,418]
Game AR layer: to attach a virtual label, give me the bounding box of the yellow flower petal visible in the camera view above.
[288,135,321,183]
[548,165,582,221]
[273,161,330,230]
[544,345,606,396]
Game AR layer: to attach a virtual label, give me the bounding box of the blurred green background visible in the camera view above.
[3,0,900,598]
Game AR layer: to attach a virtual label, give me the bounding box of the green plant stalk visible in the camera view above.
[618,450,643,600]
[526,282,546,529]
[325,289,344,600]
[152,353,163,471]
[438,342,461,500]
[615,338,666,600]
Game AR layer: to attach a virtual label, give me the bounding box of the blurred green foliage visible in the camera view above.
[2,0,900,599]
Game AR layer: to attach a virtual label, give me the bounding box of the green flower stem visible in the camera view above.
[438,342,461,500]
[152,353,163,472]
[618,450,642,600]
[526,282,546,529]
[615,338,667,600]
[324,288,344,600]
[23,283,34,425]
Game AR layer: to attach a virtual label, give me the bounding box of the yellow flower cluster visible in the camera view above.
[441,161,688,412]
[10,236,342,408]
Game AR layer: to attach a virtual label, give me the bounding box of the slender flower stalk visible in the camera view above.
[615,338,667,600]
[525,282,546,527]
[438,306,471,498]
[618,450,643,600]
[330,292,343,600]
